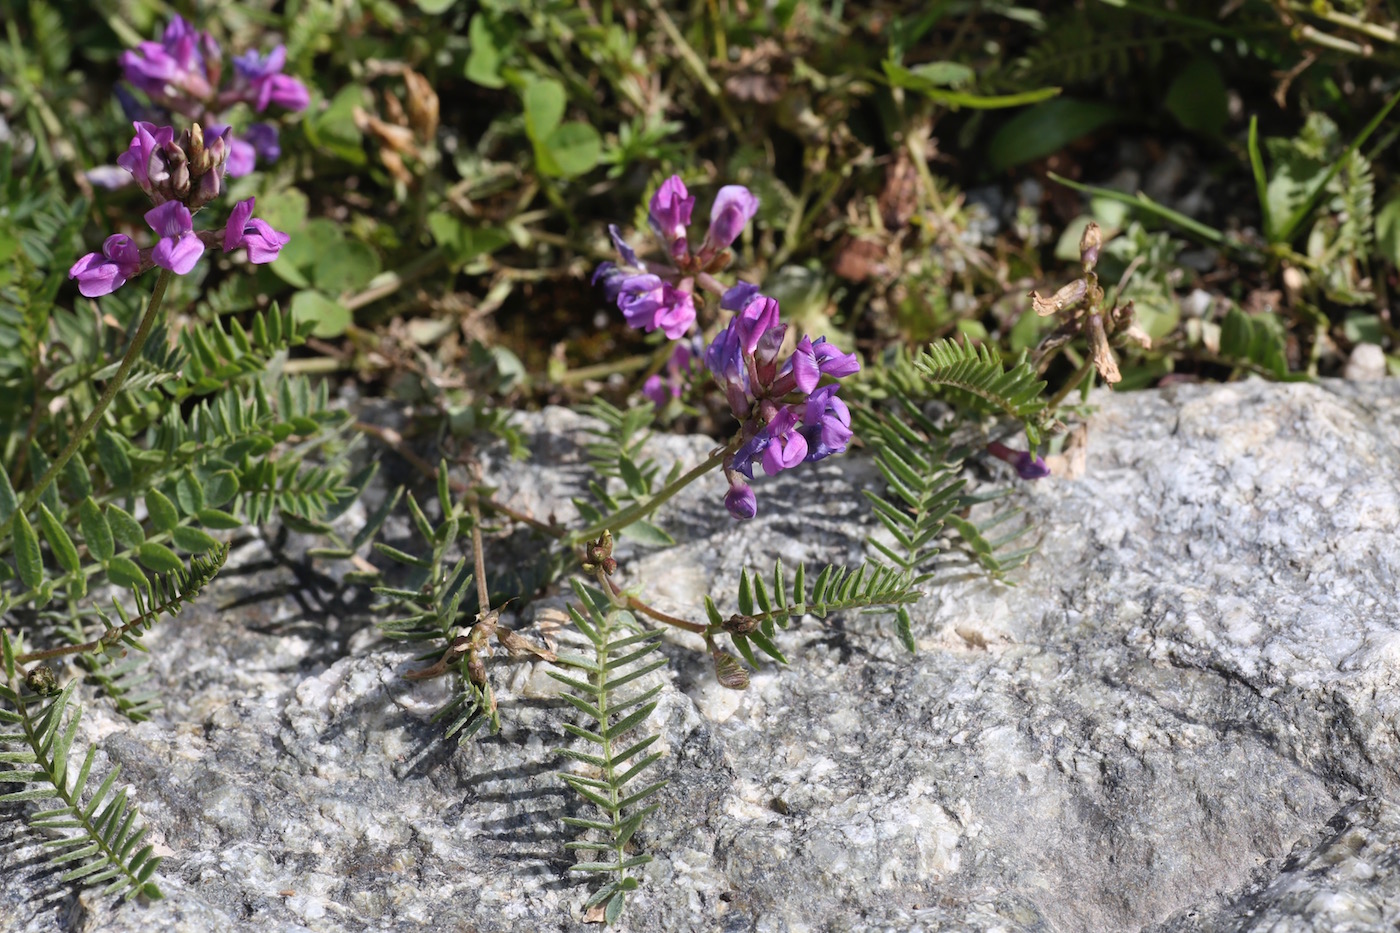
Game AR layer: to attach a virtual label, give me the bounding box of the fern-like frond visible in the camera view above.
[0,633,164,901]
[550,579,668,926]
[705,560,920,666]
[176,304,312,399]
[367,463,501,744]
[854,373,1043,649]
[573,400,677,547]
[913,339,1049,446]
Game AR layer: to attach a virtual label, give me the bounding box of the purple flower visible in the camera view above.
[145,201,204,274]
[243,123,282,162]
[809,337,859,378]
[649,176,694,260]
[642,375,670,409]
[233,46,287,81]
[642,343,696,409]
[724,480,757,520]
[760,408,807,476]
[116,122,176,200]
[607,225,643,269]
[720,281,761,311]
[614,274,695,340]
[799,386,852,463]
[734,295,781,356]
[777,336,860,395]
[988,441,1051,480]
[234,46,309,112]
[84,166,133,190]
[260,73,310,112]
[68,235,143,298]
[223,197,290,263]
[225,136,256,178]
[730,428,769,479]
[701,185,759,256]
[119,15,215,107]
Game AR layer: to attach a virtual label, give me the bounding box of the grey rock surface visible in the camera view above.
[4,379,1400,933]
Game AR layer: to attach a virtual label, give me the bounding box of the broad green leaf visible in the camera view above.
[14,511,43,588]
[37,504,80,574]
[306,85,366,165]
[105,557,148,591]
[172,526,219,554]
[988,98,1121,171]
[202,472,239,509]
[79,498,114,562]
[93,431,133,490]
[106,506,145,549]
[136,542,183,574]
[313,239,381,294]
[0,465,17,527]
[196,509,243,530]
[290,290,352,339]
[144,490,178,533]
[1165,59,1228,137]
[522,78,566,142]
[539,122,602,178]
[426,212,511,269]
[465,13,507,88]
[175,472,204,514]
[415,0,455,11]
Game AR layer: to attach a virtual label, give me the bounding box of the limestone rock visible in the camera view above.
[3,379,1399,932]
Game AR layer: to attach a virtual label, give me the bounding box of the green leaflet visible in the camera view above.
[0,633,164,900]
[551,582,667,925]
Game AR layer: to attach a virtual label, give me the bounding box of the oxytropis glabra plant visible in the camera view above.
[594,176,859,519]
[106,15,309,181]
[70,121,289,298]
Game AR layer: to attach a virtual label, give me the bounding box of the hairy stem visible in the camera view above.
[605,576,706,634]
[569,445,733,546]
[1,269,173,544]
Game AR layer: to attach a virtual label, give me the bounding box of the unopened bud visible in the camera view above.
[723,614,759,635]
[186,124,207,174]
[467,655,487,687]
[1080,222,1102,270]
[404,69,440,141]
[583,531,615,573]
[25,665,59,696]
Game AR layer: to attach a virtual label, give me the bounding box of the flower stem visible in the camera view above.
[568,445,732,546]
[1045,358,1095,413]
[2,269,173,542]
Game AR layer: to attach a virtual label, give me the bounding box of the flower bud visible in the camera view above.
[700,185,759,258]
[723,614,759,635]
[1080,222,1102,270]
[25,665,59,696]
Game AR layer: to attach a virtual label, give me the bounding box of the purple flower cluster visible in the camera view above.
[592,175,860,519]
[594,176,760,342]
[69,122,289,298]
[117,16,308,178]
[706,294,860,519]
